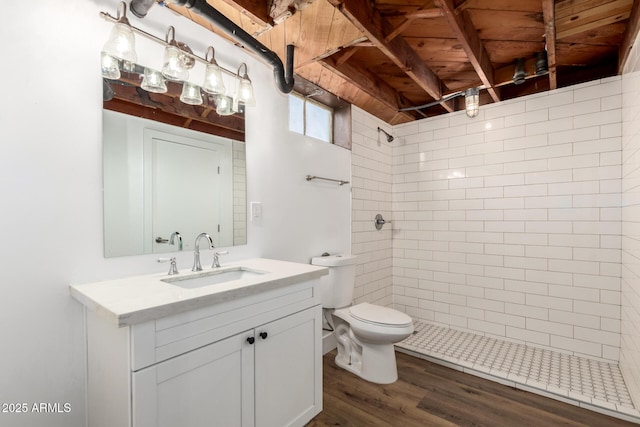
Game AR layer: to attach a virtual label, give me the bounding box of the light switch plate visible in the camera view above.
[250,202,262,221]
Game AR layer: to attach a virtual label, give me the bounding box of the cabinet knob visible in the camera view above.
[259,331,268,340]
[246,336,255,344]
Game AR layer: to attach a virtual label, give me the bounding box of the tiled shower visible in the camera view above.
[351,56,640,420]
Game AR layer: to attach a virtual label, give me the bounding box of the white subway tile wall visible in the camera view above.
[352,53,640,409]
[391,78,623,362]
[351,109,394,306]
[621,31,640,410]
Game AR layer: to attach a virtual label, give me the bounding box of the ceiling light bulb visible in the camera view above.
[465,87,479,118]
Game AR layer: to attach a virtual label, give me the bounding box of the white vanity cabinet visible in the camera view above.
[132,307,320,427]
[81,272,323,427]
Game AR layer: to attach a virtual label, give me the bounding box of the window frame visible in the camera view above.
[289,92,334,144]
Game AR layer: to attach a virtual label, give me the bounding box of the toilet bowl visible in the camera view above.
[332,303,413,384]
[310,254,414,384]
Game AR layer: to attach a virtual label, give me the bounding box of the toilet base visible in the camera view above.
[334,340,399,384]
[333,321,401,384]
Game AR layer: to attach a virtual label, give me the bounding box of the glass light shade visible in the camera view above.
[216,95,234,116]
[180,82,203,105]
[465,87,479,118]
[237,77,255,107]
[101,52,120,80]
[203,63,226,95]
[103,23,137,63]
[141,68,167,93]
[162,45,189,81]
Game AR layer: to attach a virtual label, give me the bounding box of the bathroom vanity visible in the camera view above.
[70,258,327,427]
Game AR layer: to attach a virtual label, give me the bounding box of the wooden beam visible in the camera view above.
[619,0,640,72]
[454,0,476,14]
[434,0,500,103]
[542,0,558,90]
[217,0,272,27]
[104,97,245,141]
[105,74,245,140]
[327,0,449,110]
[319,56,420,121]
[335,46,361,66]
[385,9,443,42]
[555,0,632,39]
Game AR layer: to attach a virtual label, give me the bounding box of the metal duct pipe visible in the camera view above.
[129,0,157,18]
[170,0,295,94]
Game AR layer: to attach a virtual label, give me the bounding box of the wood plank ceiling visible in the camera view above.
[166,0,639,125]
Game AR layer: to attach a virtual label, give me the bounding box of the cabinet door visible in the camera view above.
[254,306,322,427]
[133,331,255,427]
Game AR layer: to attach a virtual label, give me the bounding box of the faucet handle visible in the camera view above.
[212,251,228,268]
[157,257,179,275]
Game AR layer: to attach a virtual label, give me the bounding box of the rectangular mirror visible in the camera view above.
[102,69,247,258]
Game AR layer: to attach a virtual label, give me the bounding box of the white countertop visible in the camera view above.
[70,258,328,327]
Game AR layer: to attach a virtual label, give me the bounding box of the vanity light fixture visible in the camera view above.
[180,81,203,105]
[102,2,137,65]
[235,63,256,108]
[465,87,479,118]
[141,67,168,93]
[216,94,234,116]
[203,47,226,95]
[100,2,257,109]
[161,26,194,81]
[101,51,121,80]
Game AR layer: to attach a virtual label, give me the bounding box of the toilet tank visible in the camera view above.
[310,254,357,308]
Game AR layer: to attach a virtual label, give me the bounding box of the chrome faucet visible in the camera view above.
[169,231,183,251]
[192,233,214,272]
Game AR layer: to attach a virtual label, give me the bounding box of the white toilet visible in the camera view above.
[311,254,414,384]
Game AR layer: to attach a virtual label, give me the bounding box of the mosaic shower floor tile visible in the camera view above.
[396,321,640,422]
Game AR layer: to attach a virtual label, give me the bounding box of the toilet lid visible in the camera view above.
[349,303,412,327]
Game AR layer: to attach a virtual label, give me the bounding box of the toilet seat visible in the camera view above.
[349,303,412,328]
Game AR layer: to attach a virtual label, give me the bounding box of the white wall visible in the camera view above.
[621,30,640,408]
[0,1,350,426]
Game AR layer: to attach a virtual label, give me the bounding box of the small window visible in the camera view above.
[289,93,333,143]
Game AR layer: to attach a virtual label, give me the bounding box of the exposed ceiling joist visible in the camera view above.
[319,55,421,121]
[555,0,632,40]
[217,0,272,26]
[618,0,640,72]
[455,0,476,14]
[327,0,450,111]
[385,8,443,42]
[434,0,500,103]
[163,0,635,124]
[542,0,558,90]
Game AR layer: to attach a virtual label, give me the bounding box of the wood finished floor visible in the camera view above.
[306,350,637,427]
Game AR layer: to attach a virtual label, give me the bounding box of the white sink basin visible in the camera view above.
[162,267,267,289]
